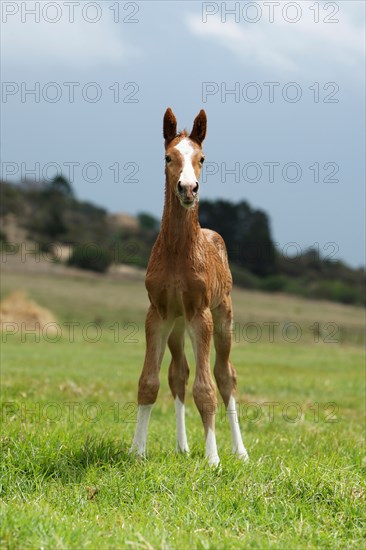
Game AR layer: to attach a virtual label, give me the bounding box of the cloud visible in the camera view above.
[186,1,365,75]
[1,3,137,69]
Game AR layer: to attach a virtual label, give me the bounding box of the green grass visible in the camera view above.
[1,266,365,548]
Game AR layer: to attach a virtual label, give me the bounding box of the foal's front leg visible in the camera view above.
[130,305,173,457]
[188,308,219,466]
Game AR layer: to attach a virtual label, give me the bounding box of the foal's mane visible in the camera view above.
[177,130,188,138]
[174,130,188,141]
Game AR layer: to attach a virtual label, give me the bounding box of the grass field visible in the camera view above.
[1,263,365,549]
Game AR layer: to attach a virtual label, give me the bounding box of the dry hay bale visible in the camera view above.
[0,291,58,334]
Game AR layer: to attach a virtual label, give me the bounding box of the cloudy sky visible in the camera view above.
[1,0,365,267]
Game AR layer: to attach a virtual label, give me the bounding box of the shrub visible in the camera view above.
[68,245,112,273]
[0,228,7,243]
[230,265,259,289]
[322,280,363,305]
[259,275,288,292]
[282,278,310,298]
[307,280,363,305]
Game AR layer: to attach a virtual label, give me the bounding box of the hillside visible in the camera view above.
[1,177,365,306]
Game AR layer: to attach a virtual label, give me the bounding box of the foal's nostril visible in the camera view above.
[193,182,199,194]
[177,182,184,194]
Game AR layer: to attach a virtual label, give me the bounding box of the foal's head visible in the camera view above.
[163,108,207,210]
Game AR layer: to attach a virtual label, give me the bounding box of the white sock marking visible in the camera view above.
[175,396,189,452]
[130,404,153,456]
[206,427,220,466]
[227,395,249,461]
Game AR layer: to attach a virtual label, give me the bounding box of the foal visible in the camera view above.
[130,108,248,466]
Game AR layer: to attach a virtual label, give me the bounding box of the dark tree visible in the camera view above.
[49,175,74,197]
[199,199,276,276]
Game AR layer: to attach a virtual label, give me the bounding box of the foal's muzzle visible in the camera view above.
[177,181,199,207]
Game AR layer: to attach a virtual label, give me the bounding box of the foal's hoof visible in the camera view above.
[130,452,146,464]
[207,454,220,467]
[129,443,146,460]
[176,447,190,455]
[237,450,249,462]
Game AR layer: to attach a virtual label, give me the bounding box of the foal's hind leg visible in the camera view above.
[168,317,190,452]
[212,296,248,461]
[130,305,173,457]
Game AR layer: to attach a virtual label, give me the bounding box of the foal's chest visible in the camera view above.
[145,263,208,320]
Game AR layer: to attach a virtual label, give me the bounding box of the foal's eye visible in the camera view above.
[165,155,171,163]
[200,157,205,164]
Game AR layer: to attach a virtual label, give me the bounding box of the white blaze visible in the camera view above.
[175,138,196,186]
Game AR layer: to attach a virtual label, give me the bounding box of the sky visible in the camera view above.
[1,0,365,267]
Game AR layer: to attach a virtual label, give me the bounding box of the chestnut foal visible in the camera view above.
[130,108,248,466]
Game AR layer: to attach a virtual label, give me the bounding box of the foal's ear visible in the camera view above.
[190,109,207,145]
[163,108,177,146]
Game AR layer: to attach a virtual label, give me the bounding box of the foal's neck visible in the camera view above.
[161,181,200,253]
